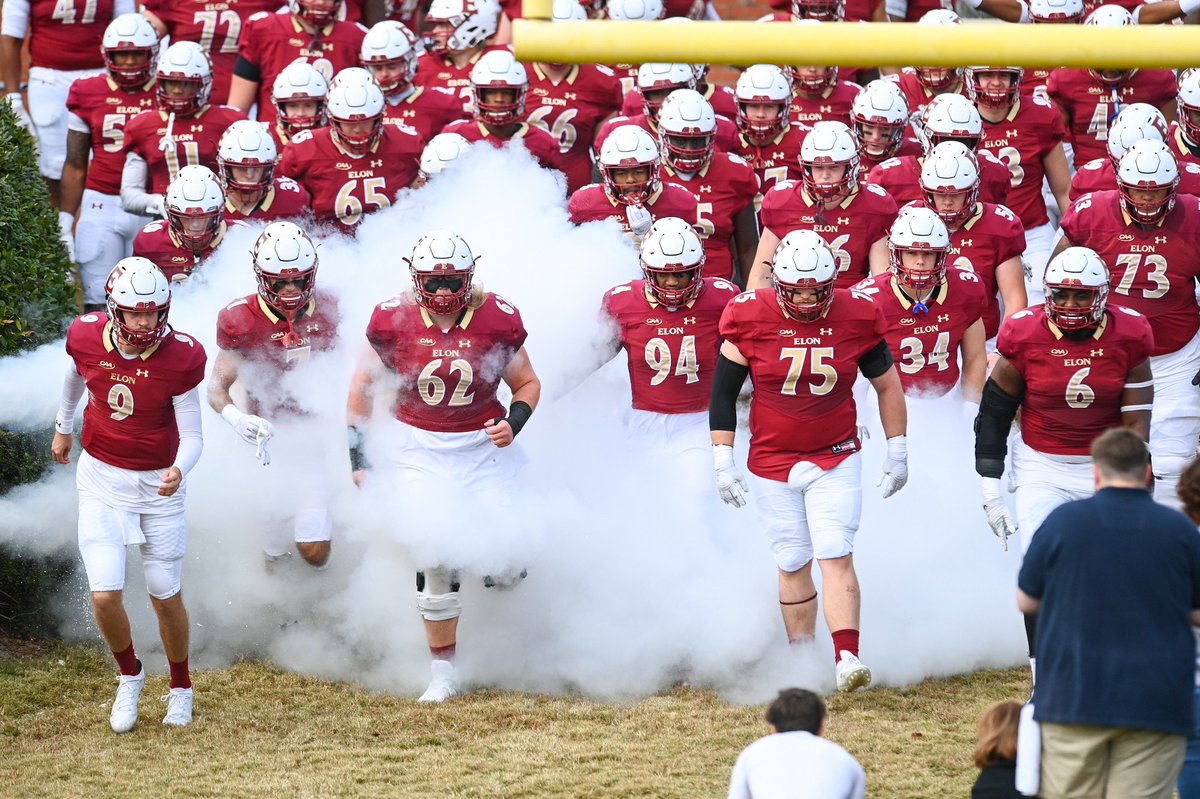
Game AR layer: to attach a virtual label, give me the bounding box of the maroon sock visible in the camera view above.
[168,657,191,690]
[831,629,860,663]
[430,643,456,661]
[113,644,140,676]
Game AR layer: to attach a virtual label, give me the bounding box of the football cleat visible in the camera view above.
[483,568,528,590]
[109,669,145,733]
[418,659,458,702]
[835,651,872,692]
[161,687,194,726]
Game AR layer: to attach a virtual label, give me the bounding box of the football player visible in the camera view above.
[854,206,987,399]
[412,131,472,188]
[209,223,340,567]
[711,229,909,692]
[412,0,503,113]
[279,67,422,233]
[133,165,229,282]
[217,120,312,222]
[732,65,810,208]
[348,230,541,703]
[120,41,247,219]
[228,0,367,125]
[973,246,1153,680]
[361,20,466,145]
[269,61,330,149]
[850,80,920,178]
[567,124,700,247]
[61,13,158,311]
[0,0,131,207]
[656,89,760,283]
[1055,140,1200,508]
[1169,69,1200,169]
[1067,113,1188,200]
[751,121,898,290]
[51,258,207,731]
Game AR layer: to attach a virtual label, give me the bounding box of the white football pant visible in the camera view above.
[1010,437,1093,554]
[76,189,149,304]
[1023,222,1057,308]
[1149,328,1200,511]
[28,66,103,180]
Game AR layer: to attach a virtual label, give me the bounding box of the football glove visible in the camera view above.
[625,204,654,240]
[981,476,1017,550]
[221,405,275,465]
[713,444,749,508]
[877,435,908,498]
[58,211,75,262]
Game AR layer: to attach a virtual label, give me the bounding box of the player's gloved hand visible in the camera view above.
[981,476,1017,551]
[144,194,166,218]
[877,434,908,498]
[220,404,275,465]
[58,211,76,262]
[713,443,749,508]
[625,204,653,240]
[5,93,34,137]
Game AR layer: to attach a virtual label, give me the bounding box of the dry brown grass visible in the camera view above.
[0,644,1028,798]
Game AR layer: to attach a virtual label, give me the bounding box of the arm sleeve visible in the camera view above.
[1,0,31,39]
[55,362,85,434]
[232,55,261,82]
[710,353,749,432]
[858,339,894,380]
[120,152,157,214]
[170,387,204,475]
[974,378,1021,478]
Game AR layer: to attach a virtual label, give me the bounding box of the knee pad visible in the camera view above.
[416,568,461,622]
[771,540,814,574]
[143,557,182,600]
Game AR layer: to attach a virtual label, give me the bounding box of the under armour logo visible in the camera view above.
[1091,348,1103,357]
[564,92,577,100]
[959,239,973,247]
[684,316,697,324]
[772,152,785,160]
[699,185,712,193]
[370,159,384,168]
[837,217,850,225]
[459,339,472,347]
[820,328,833,335]
[1155,236,1168,244]
[1006,129,1018,138]
[136,368,149,377]
[819,105,832,113]
[938,314,950,323]
[91,203,103,209]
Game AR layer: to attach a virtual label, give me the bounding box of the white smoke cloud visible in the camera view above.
[1,143,1025,703]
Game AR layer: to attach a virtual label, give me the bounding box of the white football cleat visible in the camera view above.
[417,659,458,703]
[835,651,872,693]
[109,669,145,733]
[161,687,194,726]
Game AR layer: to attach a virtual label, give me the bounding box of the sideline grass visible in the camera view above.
[0,644,1027,798]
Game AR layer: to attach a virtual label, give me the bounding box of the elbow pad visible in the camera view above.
[710,354,749,432]
[974,379,1021,478]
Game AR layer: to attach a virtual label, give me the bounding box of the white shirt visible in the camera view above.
[727,731,866,799]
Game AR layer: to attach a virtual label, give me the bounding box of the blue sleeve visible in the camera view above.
[1017,511,1061,600]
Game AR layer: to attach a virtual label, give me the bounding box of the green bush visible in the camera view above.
[0,99,80,639]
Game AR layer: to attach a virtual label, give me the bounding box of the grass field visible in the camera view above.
[0,643,1028,798]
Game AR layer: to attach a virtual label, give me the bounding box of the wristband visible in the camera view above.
[348,425,369,471]
[885,434,907,460]
[504,400,533,437]
[220,404,246,427]
[54,416,73,435]
[714,443,735,470]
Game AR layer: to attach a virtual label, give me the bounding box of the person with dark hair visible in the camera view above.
[971,701,1024,799]
[1017,427,1200,799]
[1175,458,1200,799]
[727,688,866,799]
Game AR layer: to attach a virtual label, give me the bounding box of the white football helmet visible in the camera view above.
[920,141,981,228]
[470,49,528,126]
[1117,139,1179,225]
[607,0,665,20]
[217,120,278,196]
[289,0,343,27]
[599,125,662,205]
[1113,102,1170,141]
[272,61,330,134]
[106,257,172,349]
[918,8,961,23]
[156,41,212,116]
[800,120,859,199]
[424,0,501,54]
[640,216,705,306]
[406,230,477,315]
[361,20,420,97]
[1179,69,1200,147]
[636,63,697,122]
[1043,246,1109,330]
[913,10,963,92]
[735,64,792,140]
[102,13,159,89]
[965,66,1023,109]
[851,80,909,160]
[552,0,588,20]
[420,132,472,179]
[1084,6,1136,85]
[657,89,716,172]
[327,67,386,154]
[1105,117,1165,169]
[888,206,951,291]
[1028,0,1085,22]
[165,165,224,253]
[771,229,839,321]
[253,221,319,312]
[919,92,983,151]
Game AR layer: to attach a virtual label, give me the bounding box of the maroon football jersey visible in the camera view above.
[238,10,367,124]
[141,0,279,105]
[525,63,623,195]
[858,136,922,180]
[567,182,701,231]
[854,267,987,397]
[123,104,248,194]
[999,304,1153,455]
[866,151,1012,208]
[223,176,312,223]
[132,219,230,281]
[25,0,114,70]
[594,112,740,159]
[907,200,1027,339]
[788,81,861,128]
[382,85,467,144]
[1060,190,1200,355]
[602,277,739,413]
[65,313,207,471]
[1021,70,1054,102]
[759,180,898,288]
[215,291,340,417]
[978,95,1067,229]
[366,292,528,433]
[66,75,156,196]
[735,125,810,211]
[1046,69,1177,166]
[278,125,421,233]
[441,119,571,177]
[660,152,760,280]
[893,69,965,119]
[1069,156,1200,202]
[718,287,888,478]
[413,47,507,114]
[1167,122,1200,171]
